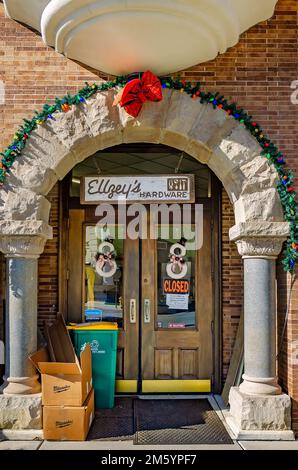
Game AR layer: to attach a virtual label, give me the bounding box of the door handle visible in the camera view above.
[144,299,150,323]
[129,299,137,323]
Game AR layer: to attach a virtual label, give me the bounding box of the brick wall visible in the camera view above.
[221,191,243,383]
[0,0,297,431]
[37,183,59,330]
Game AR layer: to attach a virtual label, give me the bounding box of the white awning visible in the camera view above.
[3,0,278,75]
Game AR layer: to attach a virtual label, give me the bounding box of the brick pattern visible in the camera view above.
[0,1,298,432]
[221,191,243,383]
[37,183,59,330]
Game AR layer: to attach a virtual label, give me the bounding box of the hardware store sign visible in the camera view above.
[81,175,195,204]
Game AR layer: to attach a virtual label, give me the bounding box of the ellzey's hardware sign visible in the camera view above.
[80,175,195,204]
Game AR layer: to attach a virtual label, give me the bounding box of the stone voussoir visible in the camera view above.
[238,155,279,193]
[2,186,51,222]
[233,188,284,223]
[164,90,204,136]
[214,124,262,167]
[7,161,58,196]
[84,88,122,135]
[188,101,231,145]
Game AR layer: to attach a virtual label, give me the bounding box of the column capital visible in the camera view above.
[229,221,289,258]
[0,220,52,258]
[234,237,285,258]
[0,235,48,258]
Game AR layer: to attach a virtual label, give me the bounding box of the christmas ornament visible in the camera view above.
[166,240,188,280]
[95,241,117,278]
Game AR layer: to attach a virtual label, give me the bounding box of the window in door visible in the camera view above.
[84,224,124,328]
[157,225,197,330]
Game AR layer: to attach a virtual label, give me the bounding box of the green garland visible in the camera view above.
[0,75,296,272]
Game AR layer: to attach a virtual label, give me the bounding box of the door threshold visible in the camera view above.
[137,394,213,400]
[114,393,213,399]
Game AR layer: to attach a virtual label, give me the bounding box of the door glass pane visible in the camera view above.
[84,225,124,328]
[157,226,196,329]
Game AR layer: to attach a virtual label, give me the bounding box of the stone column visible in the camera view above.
[4,255,40,395]
[241,255,280,396]
[227,222,294,440]
[0,229,51,432]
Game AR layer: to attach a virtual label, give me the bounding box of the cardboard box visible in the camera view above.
[45,313,78,363]
[30,344,92,406]
[43,389,95,441]
[30,315,92,406]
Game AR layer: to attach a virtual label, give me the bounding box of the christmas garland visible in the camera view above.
[0,75,296,272]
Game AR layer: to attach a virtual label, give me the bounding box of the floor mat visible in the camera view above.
[87,398,134,441]
[134,399,233,445]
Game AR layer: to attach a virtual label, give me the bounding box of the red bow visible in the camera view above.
[115,70,163,118]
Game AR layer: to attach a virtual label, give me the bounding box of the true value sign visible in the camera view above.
[81,175,195,204]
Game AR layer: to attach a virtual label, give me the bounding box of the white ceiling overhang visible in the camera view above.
[3,0,278,75]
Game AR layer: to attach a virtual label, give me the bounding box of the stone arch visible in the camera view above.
[0,88,289,247]
[0,87,293,439]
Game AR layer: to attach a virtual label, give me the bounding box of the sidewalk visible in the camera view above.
[1,439,298,451]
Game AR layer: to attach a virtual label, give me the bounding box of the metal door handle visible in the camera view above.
[144,299,150,323]
[129,299,136,323]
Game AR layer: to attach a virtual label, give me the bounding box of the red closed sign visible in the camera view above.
[163,279,190,294]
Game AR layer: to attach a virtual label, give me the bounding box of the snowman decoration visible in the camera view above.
[95,238,117,278]
[166,238,188,279]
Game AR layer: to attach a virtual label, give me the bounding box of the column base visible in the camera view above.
[239,374,282,395]
[3,375,41,395]
[227,387,294,441]
[0,393,42,430]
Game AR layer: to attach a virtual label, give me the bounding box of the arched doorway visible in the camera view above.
[0,87,292,437]
[61,143,221,393]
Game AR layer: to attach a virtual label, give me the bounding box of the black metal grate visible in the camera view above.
[87,397,233,445]
[134,399,233,445]
[87,398,134,441]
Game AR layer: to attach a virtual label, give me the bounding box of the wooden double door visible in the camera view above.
[66,198,219,393]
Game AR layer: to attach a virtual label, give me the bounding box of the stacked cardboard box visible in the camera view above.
[30,314,95,441]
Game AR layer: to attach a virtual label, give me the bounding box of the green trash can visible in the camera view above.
[69,323,118,409]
